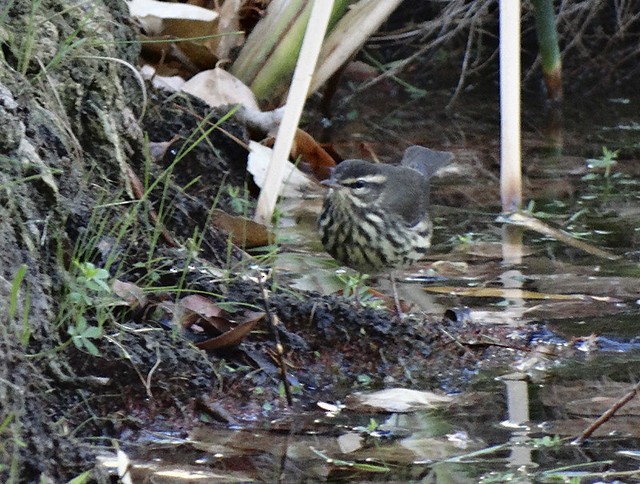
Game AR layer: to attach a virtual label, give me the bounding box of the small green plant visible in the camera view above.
[352,417,381,437]
[70,261,111,297]
[60,261,112,355]
[226,184,253,214]
[335,272,387,310]
[366,417,379,432]
[584,146,619,180]
[8,265,26,321]
[337,272,369,299]
[67,316,101,356]
[7,0,94,79]
[0,412,25,483]
[356,373,373,388]
[530,434,561,447]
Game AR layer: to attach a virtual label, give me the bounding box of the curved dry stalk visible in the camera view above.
[76,55,148,122]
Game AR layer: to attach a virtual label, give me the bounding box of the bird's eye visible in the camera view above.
[352,180,366,189]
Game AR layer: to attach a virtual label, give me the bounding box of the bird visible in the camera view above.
[318,145,453,316]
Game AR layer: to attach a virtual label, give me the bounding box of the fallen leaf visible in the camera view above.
[337,433,363,454]
[127,0,218,21]
[112,280,147,309]
[127,0,218,34]
[237,105,284,134]
[211,209,275,248]
[140,64,186,93]
[129,0,223,72]
[215,0,245,60]
[179,294,232,333]
[290,129,336,180]
[195,311,264,350]
[181,67,260,110]
[116,447,133,484]
[346,388,452,413]
[317,401,342,412]
[247,141,317,198]
[140,35,218,72]
[148,135,180,161]
[179,294,227,319]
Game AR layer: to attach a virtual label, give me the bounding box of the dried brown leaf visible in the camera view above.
[112,280,147,308]
[195,313,263,350]
[290,129,336,180]
[179,294,232,333]
[211,209,274,248]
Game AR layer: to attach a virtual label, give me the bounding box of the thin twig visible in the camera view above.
[258,269,292,406]
[572,381,640,445]
[144,343,162,400]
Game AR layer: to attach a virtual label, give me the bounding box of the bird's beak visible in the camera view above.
[320,167,339,189]
[320,178,340,189]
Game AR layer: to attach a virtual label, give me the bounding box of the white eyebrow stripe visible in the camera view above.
[344,174,387,185]
[362,174,387,183]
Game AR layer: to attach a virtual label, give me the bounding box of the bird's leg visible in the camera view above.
[389,272,405,319]
[352,274,362,307]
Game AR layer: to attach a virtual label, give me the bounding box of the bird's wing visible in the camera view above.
[384,167,431,227]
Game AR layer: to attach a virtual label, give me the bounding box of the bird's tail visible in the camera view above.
[401,146,453,179]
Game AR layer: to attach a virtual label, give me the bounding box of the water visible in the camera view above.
[109,88,640,481]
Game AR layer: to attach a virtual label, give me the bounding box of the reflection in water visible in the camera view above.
[501,224,524,266]
[499,219,527,325]
[501,372,534,478]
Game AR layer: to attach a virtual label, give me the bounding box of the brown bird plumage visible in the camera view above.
[318,145,453,313]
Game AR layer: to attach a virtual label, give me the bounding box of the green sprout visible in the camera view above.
[584,146,619,179]
[67,316,102,356]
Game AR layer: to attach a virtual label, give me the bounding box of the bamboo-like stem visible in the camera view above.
[253,0,335,225]
[230,0,349,103]
[230,0,306,92]
[499,0,522,213]
[310,0,403,94]
[532,0,562,101]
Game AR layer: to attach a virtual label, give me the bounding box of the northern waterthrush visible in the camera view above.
[318,145,453,313]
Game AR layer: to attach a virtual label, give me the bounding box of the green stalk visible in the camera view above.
[532,0,562,101]
[230,0,351,103]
